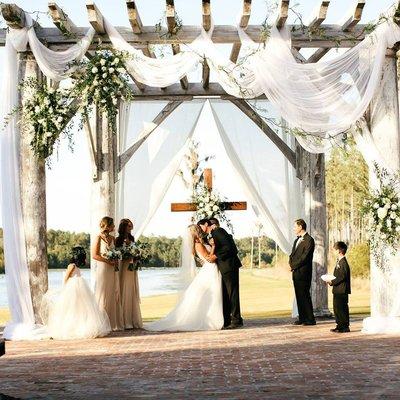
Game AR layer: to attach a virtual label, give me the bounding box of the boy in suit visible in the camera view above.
[329,241,351,333]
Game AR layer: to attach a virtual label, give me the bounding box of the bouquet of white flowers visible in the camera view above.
[102,248,122,271]
[119,242,150,271]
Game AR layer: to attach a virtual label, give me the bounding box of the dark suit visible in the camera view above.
[211,227,242,326]
[332,257,351,329]
[289,233,315,323]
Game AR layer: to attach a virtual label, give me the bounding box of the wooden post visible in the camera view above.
[18,52,48,322]
[90,107,117,251]
[298,145,330,317]
[368,49,400,319]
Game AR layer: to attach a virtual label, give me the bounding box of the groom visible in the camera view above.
[198,218,243,329]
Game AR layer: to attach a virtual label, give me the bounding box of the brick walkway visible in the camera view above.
[1,318,400,399]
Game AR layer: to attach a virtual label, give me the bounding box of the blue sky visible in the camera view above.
[0,0,396,237]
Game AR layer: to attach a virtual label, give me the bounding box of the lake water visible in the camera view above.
[0,268,180,309]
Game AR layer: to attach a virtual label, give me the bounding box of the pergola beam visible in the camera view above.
[276,0,290,29]
[307,1,330,30]
[342,1,366,32]
[230,0,252,63]
[86,0,105,34]
[1,2,40,29]
[307,47,329,63]
[48,2,76,34]
[229,99,296,168]
[118,101,183,171]
[166,0,189,90]
[0,24,370,48]
[202,0,211,89]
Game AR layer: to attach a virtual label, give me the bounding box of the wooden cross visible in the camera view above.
[171,168,247,212]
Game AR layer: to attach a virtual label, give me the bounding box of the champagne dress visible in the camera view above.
[120,258,143,329]
[95,238,124,331]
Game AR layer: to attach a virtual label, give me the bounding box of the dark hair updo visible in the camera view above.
[69,246,86,267]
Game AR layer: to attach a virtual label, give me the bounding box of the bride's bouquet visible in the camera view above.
[120,242,150,271]
[102,248,122,271]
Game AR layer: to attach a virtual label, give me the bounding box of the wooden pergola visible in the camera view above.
[1,0,398,322]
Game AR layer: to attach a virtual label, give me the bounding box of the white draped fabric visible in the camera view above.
[116,101,205,237]
[0,14,94,340]
[209,100,301,254]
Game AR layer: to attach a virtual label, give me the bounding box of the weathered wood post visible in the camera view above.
[298,145,330,317]
[18,52,48,322]
[88,107,117,255]
[367,49,400,322]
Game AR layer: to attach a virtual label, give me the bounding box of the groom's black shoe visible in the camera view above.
[225,322,243,330]
[292,320,303,325]
[303,321,316,326]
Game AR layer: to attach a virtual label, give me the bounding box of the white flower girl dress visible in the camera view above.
[44,264,111,340]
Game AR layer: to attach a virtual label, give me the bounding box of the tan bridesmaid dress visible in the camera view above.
[95,238,124,331]
[120,258,143,329]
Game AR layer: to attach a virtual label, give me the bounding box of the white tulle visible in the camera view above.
[178,226,199,291]
[145,261,223,332]
[42,269,111,340]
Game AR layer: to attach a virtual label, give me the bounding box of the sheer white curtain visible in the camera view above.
[1,15,93,339]
[209,100,301,253]
[117,101,205,237]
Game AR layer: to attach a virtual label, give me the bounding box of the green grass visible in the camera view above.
[0,269,371,326]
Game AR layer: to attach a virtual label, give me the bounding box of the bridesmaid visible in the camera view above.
[92,216,124,331]
[116,218,143,329]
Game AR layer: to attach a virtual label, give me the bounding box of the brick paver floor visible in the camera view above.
[1,317,400,399]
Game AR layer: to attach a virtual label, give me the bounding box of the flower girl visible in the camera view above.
[45,246,111,340]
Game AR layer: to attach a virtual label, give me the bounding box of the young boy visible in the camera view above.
[329,241,351,333]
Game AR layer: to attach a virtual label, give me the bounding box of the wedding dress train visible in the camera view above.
[145,257,224,332]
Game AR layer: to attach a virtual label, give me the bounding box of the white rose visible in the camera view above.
[100,59,106,66]
[207,211,213,217]
[381,233,387,240]
[391,204,398,210]
[102,73,108,78]
[91,67,98,73]
[34,106,40,113]
[114,57,120,64]
[109,67,115,73]
[205,205,211,211]
[93,81,98,86]
[112,98,118,105]
[48,88,55,94]
[396,217,400,224]
[199,202,204,207]
[58,100,64,105]
[45,131,52,138]
[205,196,210,202]
[390,212,397,219]
[384,203,391,210]
[384,197,390,204]
[117,67,125,73]
[373,203,379,209]
[377,207,388,220]
[213,205,219,211]
[57,116,63,123]
[396,226,400,232]
[44,98,50,106]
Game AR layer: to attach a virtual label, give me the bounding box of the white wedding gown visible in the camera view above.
[145,253,224,332]
[42,265,111,340]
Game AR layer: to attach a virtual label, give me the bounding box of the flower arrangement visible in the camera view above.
[192,186,233,232]
[119,242,150,271]
[72,50,134,133]
[102,248,122,271]
[9,78,74,160]
[362,163,400,268]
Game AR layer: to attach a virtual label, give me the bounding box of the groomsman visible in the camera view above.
[289,219,316,326]
[328,241,351,333]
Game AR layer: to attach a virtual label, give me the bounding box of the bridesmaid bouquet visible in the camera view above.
[120,242,150,271]
[102,249,122,272]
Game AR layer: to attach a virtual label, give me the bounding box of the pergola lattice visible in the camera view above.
[1,0,397,322]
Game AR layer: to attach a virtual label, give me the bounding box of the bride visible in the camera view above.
[145,224,224,331]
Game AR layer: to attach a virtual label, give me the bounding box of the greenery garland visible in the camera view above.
[362,163,400,269]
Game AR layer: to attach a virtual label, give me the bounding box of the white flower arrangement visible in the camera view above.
[72,50,134,134]
[7,78,74,161]
[102,248,122,271]
[362,163,400,269]
[192,186,233,232]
